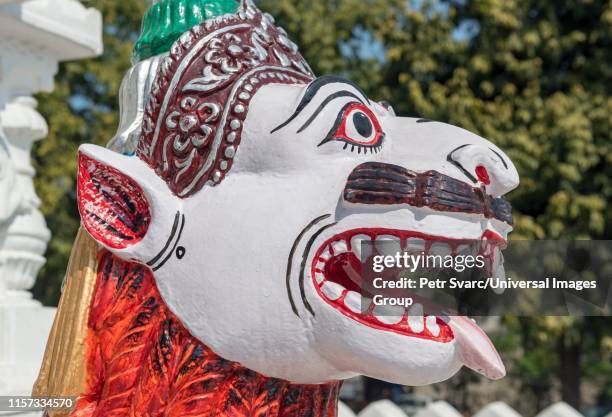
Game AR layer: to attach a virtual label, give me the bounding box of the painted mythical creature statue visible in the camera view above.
[35,0,519,416]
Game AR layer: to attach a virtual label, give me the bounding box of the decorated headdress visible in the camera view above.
[130,0,315,197]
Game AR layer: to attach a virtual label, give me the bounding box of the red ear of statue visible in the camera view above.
[77,152,151,249]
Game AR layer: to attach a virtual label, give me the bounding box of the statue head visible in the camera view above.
[77,0,518,386]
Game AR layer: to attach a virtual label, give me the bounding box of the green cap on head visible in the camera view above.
[132,0,240,64]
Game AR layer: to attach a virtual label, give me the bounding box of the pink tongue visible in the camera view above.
[449,316,506,380]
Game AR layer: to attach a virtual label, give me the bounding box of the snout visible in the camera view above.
[383,117,519,198]
[310,161,511,384]
[448,144,519,197]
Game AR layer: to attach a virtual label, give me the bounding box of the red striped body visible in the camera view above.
[71,251,341,417]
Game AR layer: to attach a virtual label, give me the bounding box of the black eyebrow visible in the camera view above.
[271,75,370,133]
[489,148,508,169]
[447,144,478,183]
[296,91,364,133]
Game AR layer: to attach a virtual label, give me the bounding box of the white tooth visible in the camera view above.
[315,261,326,271]
[429,242,451,257]
[405,238,425,253]
[332,240,348,254]
[426,315,440,336]
[375,235,401,256]
[492,247,506,294]
[321,282,344,300]
[344,290,362,313]
[408,303,425,333]
[373,304,404,324]
[350,234,371,261]
[319,247,332,261]
[315,272,325,284]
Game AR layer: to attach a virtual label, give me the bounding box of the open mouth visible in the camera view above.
[310,228,506,343]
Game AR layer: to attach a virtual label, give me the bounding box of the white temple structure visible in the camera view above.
[0,0,102,403]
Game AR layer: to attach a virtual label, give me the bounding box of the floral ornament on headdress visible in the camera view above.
[137,1,314,197]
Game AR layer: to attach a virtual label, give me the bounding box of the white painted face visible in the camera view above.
[79,76,519,385]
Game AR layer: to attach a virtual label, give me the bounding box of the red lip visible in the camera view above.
[310,228,506,343]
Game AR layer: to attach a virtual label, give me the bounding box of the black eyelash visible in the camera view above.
[341,142,383,154]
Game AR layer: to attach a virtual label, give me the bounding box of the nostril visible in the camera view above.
[447,144,518,196]
[475,165,491,185]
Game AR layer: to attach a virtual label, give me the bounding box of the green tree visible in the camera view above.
[499,316,611,414]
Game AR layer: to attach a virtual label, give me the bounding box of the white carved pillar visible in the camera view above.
[0,0,102,399]
[0,96,50,301]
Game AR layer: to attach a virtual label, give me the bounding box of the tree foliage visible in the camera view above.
[32,0,611,413]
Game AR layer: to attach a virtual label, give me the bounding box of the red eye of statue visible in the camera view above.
[333,103,384,150]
